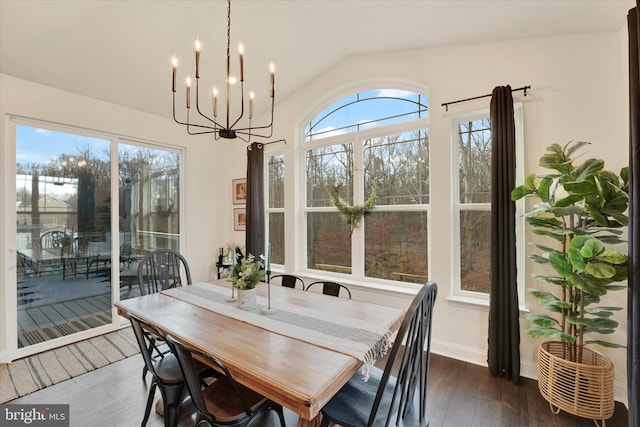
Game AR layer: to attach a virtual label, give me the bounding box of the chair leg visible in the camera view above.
[319,413,330,427]
[160,383,186,427]
[141,382,157,426]
[274,405,286,427]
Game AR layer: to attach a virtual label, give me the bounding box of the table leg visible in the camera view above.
[298,414,339,427]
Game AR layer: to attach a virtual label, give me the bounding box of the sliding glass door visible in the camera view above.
[16,125,112,348]
[15,124,182,350]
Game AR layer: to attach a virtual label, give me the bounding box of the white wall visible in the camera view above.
[0,26,631,404]
[270,30,630,404]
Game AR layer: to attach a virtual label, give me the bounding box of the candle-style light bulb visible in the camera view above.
[194,37,201,79]
[212,87,218,117]
[238,43,244,82]
[269,62,275,97]
[249,90,255,119]
[186,76,192,109]
[171,56,178,93]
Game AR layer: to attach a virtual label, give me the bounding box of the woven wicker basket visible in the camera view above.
[537,341,614,424]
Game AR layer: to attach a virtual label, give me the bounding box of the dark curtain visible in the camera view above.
[245,142,265,260]
[628,4,640,425]
[487,85,520,384]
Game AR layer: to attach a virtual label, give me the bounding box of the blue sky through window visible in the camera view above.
[305,89,428,140]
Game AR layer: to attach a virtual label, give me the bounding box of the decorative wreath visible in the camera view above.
[331,185,377,232]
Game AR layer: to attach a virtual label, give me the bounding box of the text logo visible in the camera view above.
[0,405,69,426]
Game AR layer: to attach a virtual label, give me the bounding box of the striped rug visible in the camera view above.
[0,327,139,403]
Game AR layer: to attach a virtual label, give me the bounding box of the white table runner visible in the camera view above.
[162,282,393,379]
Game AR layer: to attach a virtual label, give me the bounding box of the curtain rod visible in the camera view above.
[441,85,531,112]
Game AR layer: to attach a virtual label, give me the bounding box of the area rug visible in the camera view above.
[0,327,139,403]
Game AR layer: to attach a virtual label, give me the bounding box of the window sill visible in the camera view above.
[446,295,529,313]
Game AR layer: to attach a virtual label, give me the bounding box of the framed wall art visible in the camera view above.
[234,208,247,231]
[232,178,247,204]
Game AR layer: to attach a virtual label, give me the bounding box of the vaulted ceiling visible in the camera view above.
[0,1,634,120]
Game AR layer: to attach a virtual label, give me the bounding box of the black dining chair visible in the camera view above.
[319,281,437,427]
[137,249,192,379]
[164,335,287,427]
[129,313,188,427]
[137,249,192,295]
[305,281,352,299]
[270,274,305,290]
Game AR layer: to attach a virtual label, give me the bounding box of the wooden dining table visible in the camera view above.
[115,279,404,427]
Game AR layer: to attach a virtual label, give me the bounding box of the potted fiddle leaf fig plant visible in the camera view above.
[511,140,628,425]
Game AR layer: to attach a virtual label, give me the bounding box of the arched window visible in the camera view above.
[302,88,430,284]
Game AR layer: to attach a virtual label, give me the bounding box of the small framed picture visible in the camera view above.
[233,178,247,205]
[234,208,247,231]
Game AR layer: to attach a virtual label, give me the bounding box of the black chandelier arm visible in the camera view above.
[193,79,227,131]
[172,100,219,135]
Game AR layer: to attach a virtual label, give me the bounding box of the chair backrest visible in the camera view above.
[306,281,351,299]
[270,274,305,289]
[164,335,254,422]
[368,281,437,426]
[129,313,163,379]
[39,230,73,255]
[137,249,192,295]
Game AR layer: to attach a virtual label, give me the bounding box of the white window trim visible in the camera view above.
[300,116,431,286]
[449,103,526,308]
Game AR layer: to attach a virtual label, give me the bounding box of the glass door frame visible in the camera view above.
[1,116,185,362]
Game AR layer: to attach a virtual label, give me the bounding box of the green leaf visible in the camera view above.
[572,274,608,296]
[550,206,584,217]
[584,340,626,349]
[585,306,623,313]
[549,252,572,277]
[572,158,604,181]
[525,313,559,328]
[585,261,616,279]
[525,325,576,342]
[532,274,569,286]
[532,229,566,243]
[567,247,586,271]
[564,140,591,157]
[554,193,586,208]
[511,185,534,200]
[528,254,548,264]
[537,176,553,202]
[595,250,627,265]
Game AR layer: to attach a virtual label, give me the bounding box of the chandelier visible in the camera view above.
[171,0,275,142]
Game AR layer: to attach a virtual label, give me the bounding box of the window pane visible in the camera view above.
[306,143,353,207]
[307,212,351,273]
[16,125,112,347]
[364,130,429,205]
[365,211,428,282]
[268,154,284,208]
[269,212,284,265]
[458,119,491,203]
[119,144,181,253]
[305,89,429,141]
[460,210,491,293]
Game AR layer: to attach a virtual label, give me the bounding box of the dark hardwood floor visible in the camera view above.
[9,352,628,426]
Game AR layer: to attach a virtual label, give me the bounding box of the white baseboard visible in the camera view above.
[430,338,628,408]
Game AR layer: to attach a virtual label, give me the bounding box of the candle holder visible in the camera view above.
[261,270,276,314]
[225,284,237,303]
